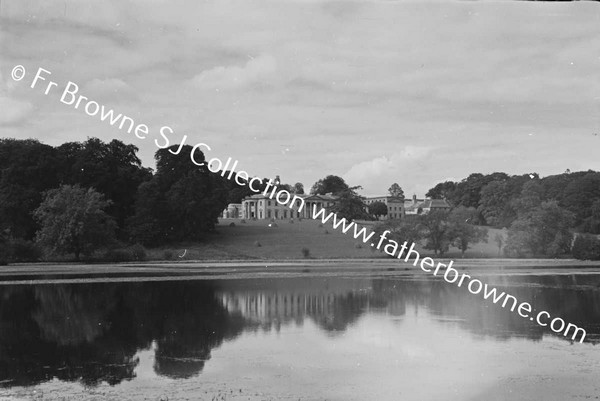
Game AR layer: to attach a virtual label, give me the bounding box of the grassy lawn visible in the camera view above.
[147,218,505,261]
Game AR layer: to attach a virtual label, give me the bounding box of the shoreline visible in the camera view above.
[1,258,600,285]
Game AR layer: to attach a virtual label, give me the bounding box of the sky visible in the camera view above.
[0,0,599,197]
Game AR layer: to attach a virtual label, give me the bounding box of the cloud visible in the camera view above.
[0,71,33,126]
[343,146,431,193]
[83,78,137,101]
[1,0,599,192]
[0,97,33,126]
[191,54,278,91]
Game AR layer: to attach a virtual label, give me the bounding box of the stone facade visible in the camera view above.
[364,196,405,219]
[238,193,338,220]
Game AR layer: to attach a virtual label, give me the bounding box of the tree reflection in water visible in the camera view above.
[0,275,598,388]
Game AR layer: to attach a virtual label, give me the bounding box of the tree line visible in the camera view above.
[426,171,600,259]
[1,137,599,262]
[0,137,275,263]
[298,172,600,259]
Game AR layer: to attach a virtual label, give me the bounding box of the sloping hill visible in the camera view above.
[147,218,501,261]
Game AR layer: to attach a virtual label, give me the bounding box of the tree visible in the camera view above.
[125,180,167,246]
[420,209,452,256]
[561,171,600,227]
[388,183,404,198]
[0,139,60,239]
[55,138,152,234]
[572,234,600,260]
[504,201,574,257]
[127,145,229,245]
[540,170,587,205]
[581,199,600,234]
[478,181,514,227]
[310,175,350,195]
[426,181,456,201]
[0,229,9,265]
[225,177,270,204]
[328,189,370,222]
[494,230,506,257]
[448,206,488,257]
[443,172,510,209]
[34,185,117,260]
[368,201,388,220]
[511,180,544,216]
[293,182,305,194]
[373,218,422,248]
[165,171,228,241]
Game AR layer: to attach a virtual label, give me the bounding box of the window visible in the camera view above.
[268,200,271,206]
[283,210,287,218]
[267,210,271,218]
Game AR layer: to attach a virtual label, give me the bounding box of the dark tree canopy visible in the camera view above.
[328,189,370,222]
[311,175,350,195]
[505,201,574,257]
[34,185,117,260]
[368,201,388,220]
[127,145,229,245]
[426,181,456,201]
[561,171,600,226]
[0,139,60,239]
[388,183,404,198]
[293,182,305,194]
[419,209,453,256]
[448,206,488,257]
[56,138,152,233]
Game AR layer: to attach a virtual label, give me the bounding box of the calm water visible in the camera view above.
[1,273,600,400]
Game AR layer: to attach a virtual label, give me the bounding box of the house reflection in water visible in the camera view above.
[216,278,406,333]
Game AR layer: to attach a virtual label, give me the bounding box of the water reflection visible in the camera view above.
[0,274,599,389]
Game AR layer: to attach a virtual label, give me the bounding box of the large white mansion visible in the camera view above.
[222,190,450,220]
[223,193,338,220]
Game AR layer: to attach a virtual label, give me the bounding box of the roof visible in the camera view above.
[366,196,404,202]
[419,199,451,209]
[241,193,339,202]
[404,198,450,211]
[404,198,424,207]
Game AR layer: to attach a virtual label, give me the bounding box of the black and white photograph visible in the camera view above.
[1,0,599,400]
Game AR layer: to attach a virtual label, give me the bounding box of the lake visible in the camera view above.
[0,272,599,400]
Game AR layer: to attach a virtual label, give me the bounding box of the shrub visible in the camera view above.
[229,222,236,227]
[103,248,133,263]
[128,243,147,261]
[240,219,246,224]
[254,240,262,247]
[324,229,329,234]
[301,247,310,258]
[0,244,8,265]
[354,243,362,249]
[9,239,43,262]
[572,235,600,260]
[163,249,174,260]
[318,223,323,228]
